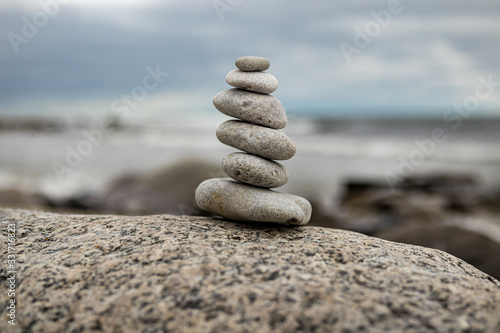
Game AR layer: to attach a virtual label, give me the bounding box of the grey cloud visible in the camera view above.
[1,0,499,116]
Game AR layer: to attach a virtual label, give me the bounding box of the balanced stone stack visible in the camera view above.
[195,56,311,225]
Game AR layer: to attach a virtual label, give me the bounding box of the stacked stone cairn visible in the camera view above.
[195,56,311,225]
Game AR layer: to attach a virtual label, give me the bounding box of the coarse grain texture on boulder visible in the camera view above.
[1,208,500,333]
[213,89,287,129]
[216,120,296,160]
[235,56,270,72]
[195,178,308,225]
[226,69,278,94]
[222,152,289,188]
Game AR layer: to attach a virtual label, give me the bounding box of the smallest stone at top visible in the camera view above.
[235,56,270,72]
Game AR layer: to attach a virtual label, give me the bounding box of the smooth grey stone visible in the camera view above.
[222,152,289,188]
[281,193,312,225]
[225,69,278,94]
[213,89,287,129]
[195,178,310,225]
[216,120,296,160]
[235,56,270,72]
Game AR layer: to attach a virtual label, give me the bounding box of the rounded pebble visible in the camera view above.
[195,178,310,225]
[235,56,270,72]
[222,152,289,188]
[226,70,278,94]
[281,193,312,224]
[213,89,287,129]
[216,120,296,160]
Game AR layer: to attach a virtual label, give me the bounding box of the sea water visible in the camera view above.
[0,114,499,203]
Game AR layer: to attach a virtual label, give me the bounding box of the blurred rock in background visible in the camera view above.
[309,174,500,279]
[40,159,224,216]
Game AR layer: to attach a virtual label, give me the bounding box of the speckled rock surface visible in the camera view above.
[213,89,287,129]
[222,152,289,188]
[235,56,270,72]
[226,70,278,94]
[195,178,309,225]
[1,208,500,333]
[216,120,296,160]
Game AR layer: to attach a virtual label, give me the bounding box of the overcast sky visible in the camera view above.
[1,0,500,119]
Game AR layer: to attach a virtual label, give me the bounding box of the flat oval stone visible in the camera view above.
[213,89,287,129]
[235,56,270,72]
[225,70,278,94]
[195,178,310,225]
[216,120,296,160]
[222,152,289,188]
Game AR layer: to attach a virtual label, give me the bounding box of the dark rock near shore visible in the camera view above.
[0,189,45,210]
[1,209,499,332]
[310,174,500,280]
[45,159,224,215]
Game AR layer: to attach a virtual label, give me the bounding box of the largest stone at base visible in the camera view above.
[195,178,311,225]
